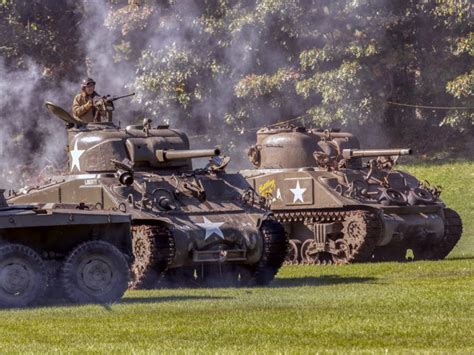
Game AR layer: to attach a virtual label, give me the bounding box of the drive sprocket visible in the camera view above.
[241,219,288,286]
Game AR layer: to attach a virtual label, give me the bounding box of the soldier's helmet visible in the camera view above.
[81,77,96,89]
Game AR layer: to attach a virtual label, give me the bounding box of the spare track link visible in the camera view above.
[250,219,288,285]
[274,209,382,265]
[130,224,175,289]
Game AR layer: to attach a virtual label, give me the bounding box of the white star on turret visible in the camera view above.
[70,140,85,172]
[290,180,306,203]
[196,217,225,240]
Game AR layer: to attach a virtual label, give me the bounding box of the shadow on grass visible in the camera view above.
[445,256,474,261]
[120,295,232,305]
[270,275,376,288]
[6,295,233,312]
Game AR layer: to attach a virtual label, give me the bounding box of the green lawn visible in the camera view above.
[0,261,472,353]
[401,161,473,258]
[0,162,472,353]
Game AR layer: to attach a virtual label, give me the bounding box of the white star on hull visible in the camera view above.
[196,217,225,240]
[290,180,306,203]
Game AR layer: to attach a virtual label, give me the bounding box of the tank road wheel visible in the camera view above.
[129,225,175,289]
[300,239,341,265]
[412,208,463,261]
[341,210,381,263]
[0,244,47,308]
[285,239,302,265]
[62,241,129,304]
[241,220,288,286]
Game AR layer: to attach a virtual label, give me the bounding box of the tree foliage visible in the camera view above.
[0,0,472,151]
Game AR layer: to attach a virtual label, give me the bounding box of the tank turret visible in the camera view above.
[248,126,360,169]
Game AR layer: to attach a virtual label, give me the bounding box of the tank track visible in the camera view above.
[275,209,382,265]
[438,208,463,258]
[373,208,462,262]
[411,208,463,261]
[243,219,288,286]
[129,224,175,289]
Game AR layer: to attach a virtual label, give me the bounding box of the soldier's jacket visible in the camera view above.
[72,91,98,123]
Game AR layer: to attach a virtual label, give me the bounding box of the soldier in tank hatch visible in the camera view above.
[72,77,100,123]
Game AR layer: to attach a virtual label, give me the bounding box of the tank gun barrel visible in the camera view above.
[342,148,412,159]
[156,148,221,162]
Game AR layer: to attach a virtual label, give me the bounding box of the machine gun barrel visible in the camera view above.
[156,148,221,162]
[342,148,412,159]
[109,93,136,102]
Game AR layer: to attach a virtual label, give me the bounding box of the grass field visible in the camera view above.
[0,162,472,353]
[0,261,472,353]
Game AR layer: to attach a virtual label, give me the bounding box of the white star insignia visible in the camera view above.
[290,180,306,203]
[196,217,225,240]
[70,140,85,172]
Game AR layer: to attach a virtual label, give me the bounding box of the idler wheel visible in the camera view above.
[379,188,407,206]
[62,241,129,304]
[0,244,47,308]
[407,187,434,206]
[285,239,302,265]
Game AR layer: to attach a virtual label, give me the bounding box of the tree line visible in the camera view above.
[1,0,472,156]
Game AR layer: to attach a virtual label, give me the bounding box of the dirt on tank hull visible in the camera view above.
[241,126,462,264]
[8,103,287,288]
[0,190,133,307]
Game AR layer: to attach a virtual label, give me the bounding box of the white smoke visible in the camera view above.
[0,58,72,189]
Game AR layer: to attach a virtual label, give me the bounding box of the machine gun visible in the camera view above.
[94,92,135,122]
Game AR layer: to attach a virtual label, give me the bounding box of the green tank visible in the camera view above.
[0,190,132,307]
[8,103,287,288]
[241,125,462,264]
